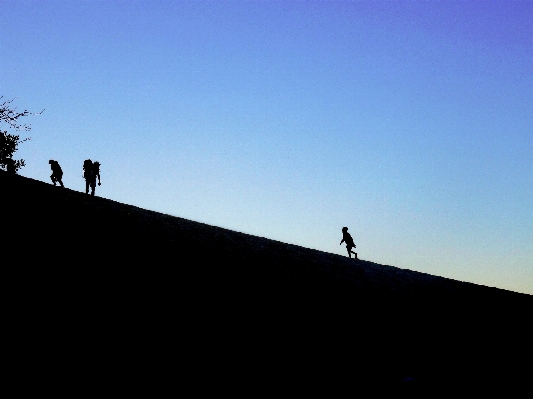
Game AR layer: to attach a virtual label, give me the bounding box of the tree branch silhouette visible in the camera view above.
[0,96,43,173]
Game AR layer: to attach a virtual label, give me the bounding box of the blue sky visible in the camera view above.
[2,1,532,294]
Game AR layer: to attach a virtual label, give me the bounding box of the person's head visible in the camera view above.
[94,161,100,166]
[49,160,53,164]
[342,227,348,232]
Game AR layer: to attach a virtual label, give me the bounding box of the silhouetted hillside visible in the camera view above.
[2,171,530,393]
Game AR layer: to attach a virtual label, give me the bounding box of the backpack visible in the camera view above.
[51,160,62,174]
[83,159,93,178]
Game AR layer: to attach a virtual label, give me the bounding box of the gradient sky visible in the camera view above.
[2,1,531,294]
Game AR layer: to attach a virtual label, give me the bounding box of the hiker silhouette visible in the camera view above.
[340,227,357,259]
[48,160,64,187]
[83,159,101,196]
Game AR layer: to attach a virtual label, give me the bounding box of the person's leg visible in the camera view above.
[51,174,56,185]
[348,245,357,259]
[86,180,90,194]
[91,181,96,196]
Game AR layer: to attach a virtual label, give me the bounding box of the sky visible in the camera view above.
[1,0,531,295]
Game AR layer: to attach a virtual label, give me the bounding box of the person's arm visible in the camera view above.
[340,238,345,245]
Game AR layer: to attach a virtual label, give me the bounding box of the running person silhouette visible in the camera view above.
[48,160,64,187]
[340,227,357,259]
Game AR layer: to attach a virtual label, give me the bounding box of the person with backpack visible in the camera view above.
[48,159,64,187]
[83,159,101,196]
[340,226,357,259]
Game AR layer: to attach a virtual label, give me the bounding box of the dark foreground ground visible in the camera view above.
[2,171,531,394]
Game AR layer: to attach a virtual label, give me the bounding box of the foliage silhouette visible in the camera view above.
[0,97,43,173]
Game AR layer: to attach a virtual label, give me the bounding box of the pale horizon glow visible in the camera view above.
[1,1,531,294]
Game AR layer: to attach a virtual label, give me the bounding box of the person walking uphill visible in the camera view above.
[83,159,101,196]
[340,227,357,259]
[49,160,64,187]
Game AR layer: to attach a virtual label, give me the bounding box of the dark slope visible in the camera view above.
[2,171,530,393]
